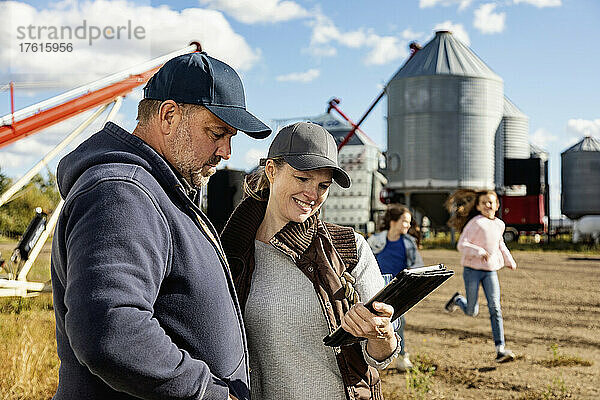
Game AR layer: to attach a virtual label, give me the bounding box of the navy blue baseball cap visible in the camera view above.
[143,52,271,139]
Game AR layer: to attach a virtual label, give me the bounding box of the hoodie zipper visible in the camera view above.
[174,184,251,386]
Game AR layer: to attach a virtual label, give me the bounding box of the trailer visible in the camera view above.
[500,194,547,242]
[502,155,549,242]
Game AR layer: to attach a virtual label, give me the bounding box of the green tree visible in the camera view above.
[0,170,11,193]
[0,170,61,237]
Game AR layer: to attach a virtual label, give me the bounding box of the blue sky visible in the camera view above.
[1,0,599,218]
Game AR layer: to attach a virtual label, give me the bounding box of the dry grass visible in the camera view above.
[1,241,599,400]
[0,294,58,400]
[536,344,593,368]
[421,233,600,254]
[518,376,573,400]
[404,354,437,400]
[0,241,58,400]
[538,357,594,368]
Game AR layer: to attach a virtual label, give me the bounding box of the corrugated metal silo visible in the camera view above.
[502,97,530,158]
[386,30,503,191]
[561,136,600,219]
[530,143,549,161]
[495,97,530,189]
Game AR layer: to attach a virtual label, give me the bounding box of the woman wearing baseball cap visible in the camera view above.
[221,122,400,400]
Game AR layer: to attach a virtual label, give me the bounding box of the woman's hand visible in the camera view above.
[341,302,398,361]
[478,248,490,262]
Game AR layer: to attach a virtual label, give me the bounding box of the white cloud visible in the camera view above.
[400,28,425,41]
[276,68,320,83]
[111,111,129,127]
[199,0,309,24]
[128,87,144,103]
[460,0,474,9]
[0,1,260,85]
[244,147,266,166]
[308,45,337,57]
[566,118,600,138]
[10,137,56,155]
[0,151,35,169]
[307,13,409,65]
[513,0,561,7]
[530,127,557,147]
[420,0,473,10]
[433,21,471,45]
[563,136,579,148]
[474,3,506,34]
[0,107,115,176]
[364,36,407,66]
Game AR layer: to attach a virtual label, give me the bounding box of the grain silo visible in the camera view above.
[561,136,600,219]
[495,97,530,191]
[530,143,549,161]
[385,30,503,226]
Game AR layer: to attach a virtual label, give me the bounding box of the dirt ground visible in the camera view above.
[381,249,600,400]
[2,244,598,399]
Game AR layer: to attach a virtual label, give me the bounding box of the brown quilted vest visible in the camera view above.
[221,196,383,400]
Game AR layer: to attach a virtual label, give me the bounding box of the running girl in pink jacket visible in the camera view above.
[444,190,517,363]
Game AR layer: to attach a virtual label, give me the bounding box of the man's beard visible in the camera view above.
[171,119,220,188]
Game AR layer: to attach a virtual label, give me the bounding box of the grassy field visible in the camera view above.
[1,240,598,399]
[0,242,56,399]
[421,233,600,254]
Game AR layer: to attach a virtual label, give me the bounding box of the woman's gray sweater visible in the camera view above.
[244,233,388,400]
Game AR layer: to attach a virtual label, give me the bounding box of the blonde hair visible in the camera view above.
[445,189,498,232]
[243,158,287,201]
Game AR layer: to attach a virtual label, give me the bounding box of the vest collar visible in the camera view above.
[221,195,319,261]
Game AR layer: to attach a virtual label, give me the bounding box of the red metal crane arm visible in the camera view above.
[0,67,159,149]
[328,91,385,151]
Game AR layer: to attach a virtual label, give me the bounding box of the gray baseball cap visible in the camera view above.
[260,122,351,188]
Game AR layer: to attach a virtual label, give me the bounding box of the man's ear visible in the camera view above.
[158,100,182,136]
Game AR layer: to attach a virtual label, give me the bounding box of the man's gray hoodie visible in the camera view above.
[51,122,249,399]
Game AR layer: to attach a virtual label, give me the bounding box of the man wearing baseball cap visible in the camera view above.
[51,52,270,400]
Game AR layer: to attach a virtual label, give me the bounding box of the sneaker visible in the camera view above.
[444,292,460,313]
[395,353,414,371]
[496,349,516,363]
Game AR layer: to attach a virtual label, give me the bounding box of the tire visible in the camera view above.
[503,228,519,243]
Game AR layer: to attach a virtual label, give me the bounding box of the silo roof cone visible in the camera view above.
[389,30,501,82]
[562,136,600,153]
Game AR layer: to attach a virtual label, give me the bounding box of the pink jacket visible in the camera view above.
[457,215,517,271]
